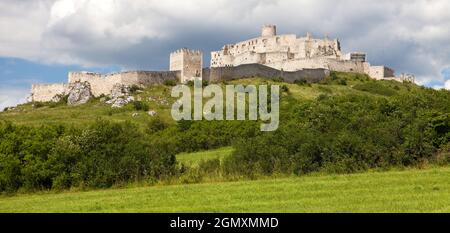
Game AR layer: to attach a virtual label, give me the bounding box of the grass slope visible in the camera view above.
[0,72,417,128]
[176,147,234,166]
[0,166,448,213]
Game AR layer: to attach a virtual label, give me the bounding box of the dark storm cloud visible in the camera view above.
[1,0,450,87]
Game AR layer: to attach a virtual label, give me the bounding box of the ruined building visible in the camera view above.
[210,24,404,80]
[29,25,414,102]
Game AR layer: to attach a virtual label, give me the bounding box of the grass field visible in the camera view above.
[176,147,234,166]
[0,166,448,213]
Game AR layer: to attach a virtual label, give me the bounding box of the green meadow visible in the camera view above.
[0,73,448,212]
[176,147,234,167]
[0,166,448,213]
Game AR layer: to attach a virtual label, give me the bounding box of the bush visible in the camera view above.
[0,120,177,193]
[163,80,177,86]
[281,85,289,93]
[133,101,150,111]
[130,85,142,93]
[146,117,169,134]
[294,79,310,86]
[353,82,397,96]
[33,102,44,108]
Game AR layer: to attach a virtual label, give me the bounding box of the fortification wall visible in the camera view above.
[325,59,365,73]
[69,72,122,97]
[123,71,180,86]
[68,71,180,97]
[31,83,69,102]
[266,58,365,73]
[169,48,202,83]
[367,66,395,80]
[203,64,328,83]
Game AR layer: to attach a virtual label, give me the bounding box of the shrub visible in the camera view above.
[146,117,169,134]
[133,101,150,111]
[198,159,221,175]
[130,85,142,93]
[33,102,44,108]
[272,77,284,82]
[353,82,397,96]
[163,79,177,86]
[294,79,310,86]
[202,80,209,86]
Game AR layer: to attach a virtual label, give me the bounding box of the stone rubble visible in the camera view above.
[105,84,135,108]
[147,110,157,116]
[67,81,93,106]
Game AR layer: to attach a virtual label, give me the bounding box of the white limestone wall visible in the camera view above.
[210,30,341,68]
[170,48,202,83]
[31,83,69,102]
[69,72,122,97]
[367,66,386,80]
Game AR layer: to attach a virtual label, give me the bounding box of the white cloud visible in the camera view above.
[445,80,450,90]
[0,87,29,111]
[0,0,450,87]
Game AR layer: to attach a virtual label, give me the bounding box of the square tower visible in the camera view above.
[170,48,203,83]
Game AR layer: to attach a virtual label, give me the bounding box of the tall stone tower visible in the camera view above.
[170,48,203,83]
[261,24,276,37]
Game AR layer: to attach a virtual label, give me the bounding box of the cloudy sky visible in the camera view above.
[1,0,450,110]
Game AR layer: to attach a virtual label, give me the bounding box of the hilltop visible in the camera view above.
[0,72,449,193]
[0,72,435,127]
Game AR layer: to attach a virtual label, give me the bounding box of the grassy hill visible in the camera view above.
[0,72,420,128]
[0,72,449,205]
[0,166,448,213]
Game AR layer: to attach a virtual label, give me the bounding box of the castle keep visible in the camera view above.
[30,25,414,102]
[210,25,401,80]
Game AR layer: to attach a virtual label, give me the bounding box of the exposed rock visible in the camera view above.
[67,82,92,106]
[159,99,169,105]
[147,110,157,116]
[106,84,135,108]
[111,83,130,99]
[132,113,139,117]
[51,94,63,103]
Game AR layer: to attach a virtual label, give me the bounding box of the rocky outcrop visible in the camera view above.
[67,82,93,106]
[105,83,134,108]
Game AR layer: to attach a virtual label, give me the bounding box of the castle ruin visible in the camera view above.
[29,25,414,103]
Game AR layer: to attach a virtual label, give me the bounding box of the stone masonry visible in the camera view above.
[30,24,413,103]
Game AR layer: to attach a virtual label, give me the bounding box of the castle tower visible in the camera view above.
[261,24,276,37]
[170,48,203,83]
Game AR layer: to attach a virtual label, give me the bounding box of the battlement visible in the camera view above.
[29,24,410,103]
[262,24,277,37]
[170,48,202,56]
[170,48,203,83]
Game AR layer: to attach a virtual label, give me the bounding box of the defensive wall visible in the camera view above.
[31,70,180,102]
[203,63,329,83]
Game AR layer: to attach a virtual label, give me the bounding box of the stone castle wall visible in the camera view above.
[211,27,342,68]
[31,83,69,102]
[31,70,180,102]
[203,63,329,83]
[68,72,122,97]
[170,48,202,83]
[69,71,180,96]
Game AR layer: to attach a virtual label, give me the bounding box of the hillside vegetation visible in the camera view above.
[0,72,449,193]
[0,167,448,212]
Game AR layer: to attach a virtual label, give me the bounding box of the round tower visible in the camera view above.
[261,24,276,37]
